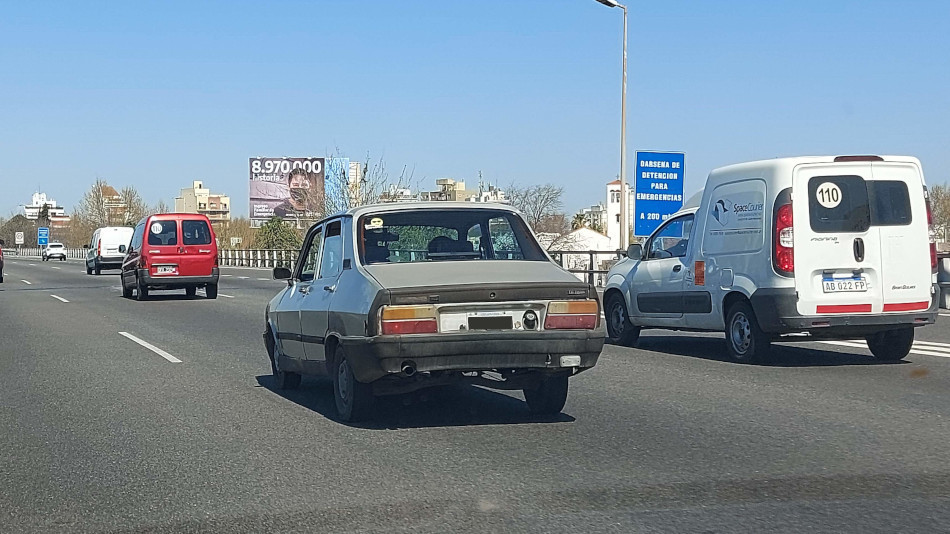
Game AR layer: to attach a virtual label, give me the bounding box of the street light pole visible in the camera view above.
[595,0,629,250]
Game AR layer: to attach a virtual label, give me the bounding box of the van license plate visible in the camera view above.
[156,266,177,275]
[822,278,867,293]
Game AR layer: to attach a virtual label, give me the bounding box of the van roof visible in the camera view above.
[710,155,922,176]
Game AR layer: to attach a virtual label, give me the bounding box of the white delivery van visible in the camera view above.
[604,155,938,363]
[86,226,135,275]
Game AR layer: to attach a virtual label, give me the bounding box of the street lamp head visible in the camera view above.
[594,0,624,7]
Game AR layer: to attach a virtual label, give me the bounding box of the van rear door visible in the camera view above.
[179,218,216,276]
[145,219,183,277]
[792,161,931,316]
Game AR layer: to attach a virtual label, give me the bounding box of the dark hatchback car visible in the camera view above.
[264,202,605,421]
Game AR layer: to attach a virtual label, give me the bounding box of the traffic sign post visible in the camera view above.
[634,151,685,237]
[37,227,49,247]
[15,232,24,245]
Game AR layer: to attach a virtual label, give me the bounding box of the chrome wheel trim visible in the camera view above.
[731,313,752,355]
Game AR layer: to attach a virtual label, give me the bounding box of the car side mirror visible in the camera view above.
[273,267,292,280]
[626,244,643,260]
[118,245,126,253]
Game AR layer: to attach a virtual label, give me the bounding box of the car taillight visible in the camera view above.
[380,305,438,335]
[97,240,101,257]
[774,203,794,275]
[926,191,937,272]
[139,255,147,269]
[544,300,599,330]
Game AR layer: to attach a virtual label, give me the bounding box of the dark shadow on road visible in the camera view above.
[625,334,907,367]
[255,375,575,429]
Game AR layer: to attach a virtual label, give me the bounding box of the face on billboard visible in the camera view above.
[249,158,325,220]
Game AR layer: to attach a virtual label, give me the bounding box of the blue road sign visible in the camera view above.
[38,227,49,246]
[634,151,685,237]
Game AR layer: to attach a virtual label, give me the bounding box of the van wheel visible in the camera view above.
[866,328,914,362]
[185,286,197,297]
[136,277,149,301]
[94,261,101,275]
[725,301,771,363]
[605,293,641,346]
[523,372,570,415]
[86,266,92,275]
[205,284,218,299]
[333,346,374,422]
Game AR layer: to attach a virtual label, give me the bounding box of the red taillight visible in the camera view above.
[381,319,438,335]
[97,240,101,256]
[380,305,438,335]
[774,203,794,274]
[544,300,599,330]
[926,193,937,272]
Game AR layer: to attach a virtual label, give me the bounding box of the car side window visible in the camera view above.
[131,224,144,249]
[319,220,343,279]
[299,226,324,282]
[647,214,694,259]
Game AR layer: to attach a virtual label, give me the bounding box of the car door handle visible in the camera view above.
[672,265,682,272]
[323,284,336,292]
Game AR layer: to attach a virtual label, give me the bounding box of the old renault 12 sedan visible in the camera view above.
[264,202,605,421]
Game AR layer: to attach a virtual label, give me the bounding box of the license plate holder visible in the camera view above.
[822,277,867,293]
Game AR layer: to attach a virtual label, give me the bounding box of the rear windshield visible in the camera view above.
[868,181,912,226]
[358,209,546,264]
[147,220,178,245]
[808,176,913,233]
[182,220,212,245]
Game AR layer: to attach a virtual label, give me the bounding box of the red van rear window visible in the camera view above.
[182,220,212,245]
[148,220,178,246]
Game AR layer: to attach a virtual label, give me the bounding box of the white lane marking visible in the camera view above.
[29,264,36,266]
[220,274,232,277]
[238,276,250,279]
[50,294,69,303]
[118,332,182,363]
[940,313,950,317]
[220,294,235,298]
[21,280,31,285]
[819,340,950,359]
[257,278,270,281]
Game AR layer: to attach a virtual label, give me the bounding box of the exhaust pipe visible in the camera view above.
[401,361,416,377]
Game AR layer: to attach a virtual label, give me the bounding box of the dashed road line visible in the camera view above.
[118,332,182,363]
[51,266,61,270]
[257,278,270,281]
[29,264,36,267]
[50,294,69,303]
[238,276,250,279]
[220,274,232,277]
[20,280,32,285]
[940,313,950,318]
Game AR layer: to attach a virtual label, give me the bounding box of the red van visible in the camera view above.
[120,213,219,300]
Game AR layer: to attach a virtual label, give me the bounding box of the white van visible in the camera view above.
[86,226,135,275]
[604,155,938,363]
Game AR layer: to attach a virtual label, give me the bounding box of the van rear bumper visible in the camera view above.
[138,267,220,289]
[751,287,938,337]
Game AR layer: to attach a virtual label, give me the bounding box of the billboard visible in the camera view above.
[249,157,325,222]
[634,151,685,237]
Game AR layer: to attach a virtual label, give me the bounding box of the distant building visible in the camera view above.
[22,192,71,228]
[98,184,129,223]
[577,203,607,232]
[605,180,635,250]
[379,185,419,203]
[420,179,479,202]
[540,227,614,286]
[469,183,508,203]
[175,181,231,222]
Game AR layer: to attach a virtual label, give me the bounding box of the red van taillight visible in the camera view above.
[380,305,438,335]
[544,300,599,329]
[926,193,937,272]
[774,203,794,275]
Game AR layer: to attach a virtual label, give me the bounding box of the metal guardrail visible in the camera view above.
[218,249,299,269]
[548,249,627,287]
[6,247,85,259]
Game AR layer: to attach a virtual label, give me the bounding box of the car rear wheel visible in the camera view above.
[121,279,133,298]
[94,261,101,275]
[725,301,771,364]
[185,286,197,297]
[605,293,641,346]
[86,265,92,275]
[136,277,149,301]
[523,373,570,415]
[205,283,218,299]
[866,327,914,362]
[333,346,374,422]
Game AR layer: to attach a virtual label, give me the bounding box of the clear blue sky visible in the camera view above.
[2,0,948,218]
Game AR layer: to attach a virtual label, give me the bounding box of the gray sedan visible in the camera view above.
[264,202,605,421]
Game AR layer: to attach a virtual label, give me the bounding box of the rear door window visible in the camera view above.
[807,175,870,233]
[182,220,212,245]
[147,220,178,245]
[867,181,912,226]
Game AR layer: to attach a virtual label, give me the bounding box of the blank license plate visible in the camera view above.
[156,265,177,275]
[468,316,513,330]
[822,278,867,293]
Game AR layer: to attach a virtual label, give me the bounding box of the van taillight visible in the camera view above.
[926,192,937,272]
[97,240,101,257]
[774,203,794,275]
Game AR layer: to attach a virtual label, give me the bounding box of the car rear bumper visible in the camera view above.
[45,253,66,259]
[138,267,219,289]
[338,328,606,383]
[751,287,938,337]
[91,255,125,268]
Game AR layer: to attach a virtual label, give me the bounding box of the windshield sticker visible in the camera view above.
[150,222,163,234]
[816,182,842,209]
[365,217,384,230]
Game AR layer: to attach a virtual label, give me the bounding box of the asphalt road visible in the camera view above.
[3,257,950,533]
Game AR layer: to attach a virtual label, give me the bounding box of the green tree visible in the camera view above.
[254,216,302,250]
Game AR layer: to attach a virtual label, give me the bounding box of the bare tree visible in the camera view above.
[75,178,110,229]
[119,186,148,225]
[930,184,950,243]
[507,183,565,232]
[324,152,419,214]
[151,199,171,215]
[214,217,257,250]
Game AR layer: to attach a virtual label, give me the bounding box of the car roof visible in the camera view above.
[48,242,64,246]
[345,202,518,219]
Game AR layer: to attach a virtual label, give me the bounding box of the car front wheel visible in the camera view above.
[605,293,641,346]
[333,346,374,422]
[523,373,569,415]
[866,328,914,362]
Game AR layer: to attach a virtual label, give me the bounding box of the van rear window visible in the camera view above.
[808,175,870,233]
[148,220,178,246]
[182,220,212,245]
[868,181,911,226]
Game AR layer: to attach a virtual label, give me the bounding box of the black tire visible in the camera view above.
[205,283,218,299]
[94,260,101,275]
[725,301,771,363]
[86,265,92,275]
[605,293,641,346]
[333,346,374,422]
[121,280,133,298]
[866,327,914,362]
[61,257,66,262]
[136,277,149,301]
[185,286,197,297]
[523,373,570,415]
[274,367,301,390]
